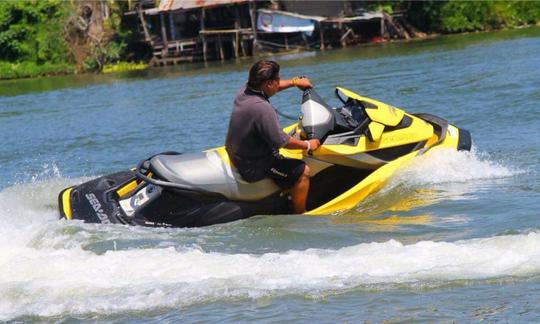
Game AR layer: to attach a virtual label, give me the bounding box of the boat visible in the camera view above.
[58,87,471,227]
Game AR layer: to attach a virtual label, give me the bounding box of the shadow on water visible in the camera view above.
[1,27,539,98]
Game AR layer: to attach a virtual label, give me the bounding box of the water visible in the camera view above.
[1,27,539,322]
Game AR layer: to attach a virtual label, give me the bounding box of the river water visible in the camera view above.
[1,27,539,322]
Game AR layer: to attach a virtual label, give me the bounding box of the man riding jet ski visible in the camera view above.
[226,60,320,216]
[58,87,471,228]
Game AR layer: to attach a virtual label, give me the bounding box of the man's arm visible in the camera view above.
[278,77,313,92]
[284,137,320,151]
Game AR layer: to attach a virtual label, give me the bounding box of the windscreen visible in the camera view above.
[300,89,334,140]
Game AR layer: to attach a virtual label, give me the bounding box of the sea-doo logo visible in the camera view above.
[85,193,111,224]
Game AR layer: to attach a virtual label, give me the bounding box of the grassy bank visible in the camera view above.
[0,62,74,80]
[102,62,148,74]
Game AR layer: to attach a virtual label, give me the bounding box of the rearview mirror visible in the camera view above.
[335,88,349,104]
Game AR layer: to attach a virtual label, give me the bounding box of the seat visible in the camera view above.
[149,151,280,201]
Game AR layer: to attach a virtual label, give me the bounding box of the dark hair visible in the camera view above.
[247,60,280,89]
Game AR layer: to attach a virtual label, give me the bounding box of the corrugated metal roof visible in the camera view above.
[258,9,326,22]
[159,0,248,12]
[323,12,384,23]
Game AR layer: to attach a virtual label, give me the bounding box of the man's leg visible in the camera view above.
[290,165,310,214]
[266,158,310,214]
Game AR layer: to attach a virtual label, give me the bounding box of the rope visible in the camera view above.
[274,107,298,121]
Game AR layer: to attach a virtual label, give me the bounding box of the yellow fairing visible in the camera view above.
[336,87,404,126]
[116,172,153,198]
[305,125,461,215]
[306,150,419,215]
[214,146,232,165]
[61,187,73,220]
[312,115,433,157]
[427,124,460,154]
[117,180,139,198]
[212,144,303,163]
[368,121,385,141]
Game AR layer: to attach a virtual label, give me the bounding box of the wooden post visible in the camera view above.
[319,22,325,50]
[137,8,151,43]
[234,5,241,58]
[234,5,242,28]
[249,0,258,56]
[240,31,247,56]
[380,16,385,39]
[301,32,309,49]
[234,32,239,58]
[200,8,207,62]
[159,12,168,58]
[168,12,176,41]
[218,34,224,61]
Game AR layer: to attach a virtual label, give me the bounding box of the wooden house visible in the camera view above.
[125,0,415,66]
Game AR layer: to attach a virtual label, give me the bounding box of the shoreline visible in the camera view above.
[1,24,539,82]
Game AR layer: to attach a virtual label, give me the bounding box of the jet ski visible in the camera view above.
[58,87,471,227]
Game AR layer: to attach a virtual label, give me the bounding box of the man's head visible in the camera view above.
[248,60,280,97]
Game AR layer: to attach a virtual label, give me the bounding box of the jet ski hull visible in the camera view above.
[59,170,291,227]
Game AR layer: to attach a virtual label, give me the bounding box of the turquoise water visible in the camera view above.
[1,28,539,322]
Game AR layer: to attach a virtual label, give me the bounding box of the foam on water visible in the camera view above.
[0,151,531,320]
[344,148,521,218]
[1,224,540,319]
[392,148,519,186]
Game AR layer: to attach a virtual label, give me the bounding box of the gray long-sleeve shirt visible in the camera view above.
[225,85,290,181]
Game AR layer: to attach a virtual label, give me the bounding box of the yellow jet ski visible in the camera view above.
[58,87,471,227]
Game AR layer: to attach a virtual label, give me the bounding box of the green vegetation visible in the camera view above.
[0,0,141,80]
[384,1,540,33]
[0,0,73,79]
[434,1,540,32]
[0,61,73,79]
[102,61,148,74]
[75,2,141,72]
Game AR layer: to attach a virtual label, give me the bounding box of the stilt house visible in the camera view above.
[126,0,415,66]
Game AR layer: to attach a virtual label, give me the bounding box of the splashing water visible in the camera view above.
[392,148,518,187]
[0,148,535,320]
[1,223,540,319]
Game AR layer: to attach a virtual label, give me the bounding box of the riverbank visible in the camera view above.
[2,26,540,98]
[1,0,540,81]
[0,23,536,82]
